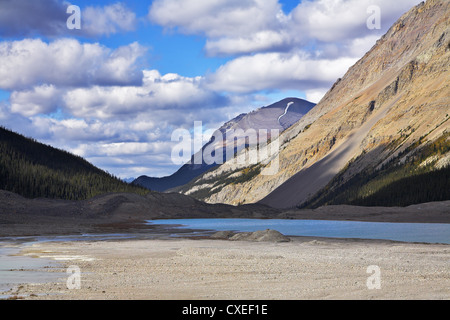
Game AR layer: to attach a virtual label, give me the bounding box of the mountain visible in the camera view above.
[133,97,315,192]
[179,0,450,208]
[122,177,136,184]
[0,126,148,200]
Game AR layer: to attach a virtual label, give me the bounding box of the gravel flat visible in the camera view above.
[6,236,449,300]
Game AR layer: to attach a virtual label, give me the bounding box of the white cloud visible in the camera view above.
[305,88,329,104]
[205,30,292,56]
[290,0,371,43]
[149,0,421,57]
[0,38,145,91]
[347,35,381,58]
[72,142,171,158]
[29,116,123,143]
[10,85,62,117]
[149,0,283,37]
[207,51,357,93]
[62,70,228,120]
[83,3,137,36]
[149,0,289,56]
[289,0,421,47]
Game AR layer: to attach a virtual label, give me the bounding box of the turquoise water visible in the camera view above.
[146,219,450,244]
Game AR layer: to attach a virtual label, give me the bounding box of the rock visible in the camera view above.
[229,232,253,241]
[229,229,290,243]
[210,230,236,239]
[211,229,290,242]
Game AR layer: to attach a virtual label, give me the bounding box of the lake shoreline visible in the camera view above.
[1,206,449,239]
[1,191,449,239]
[146,218,450,244]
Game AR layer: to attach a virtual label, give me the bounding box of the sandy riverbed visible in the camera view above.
[5,236,449,300]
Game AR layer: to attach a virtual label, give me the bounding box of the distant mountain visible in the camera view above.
[180,0,450,208]
[220,97,316,133]
[0,127,148,200]
[133,97,315,192]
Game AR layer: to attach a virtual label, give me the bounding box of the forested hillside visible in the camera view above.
[0,127,149,200]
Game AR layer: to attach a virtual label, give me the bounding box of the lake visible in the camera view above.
[146,218,450,244]
[0,245,63,298]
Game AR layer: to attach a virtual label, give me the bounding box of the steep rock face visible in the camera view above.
[182,0,449,208]
[134,98,314,192]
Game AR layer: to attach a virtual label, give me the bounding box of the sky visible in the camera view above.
[0,0,422,179]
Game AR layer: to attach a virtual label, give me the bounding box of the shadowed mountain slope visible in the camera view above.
[180,0,449,209]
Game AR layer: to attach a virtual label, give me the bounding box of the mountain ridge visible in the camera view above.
[133,97,315,192]
[179,0,450,209]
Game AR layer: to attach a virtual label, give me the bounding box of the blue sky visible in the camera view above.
[0,0,421,178]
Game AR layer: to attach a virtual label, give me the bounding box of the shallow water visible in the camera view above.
[146,218,450,244]
[0,233,141,297]
[0,245,63,297]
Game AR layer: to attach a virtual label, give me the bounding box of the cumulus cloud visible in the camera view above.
[82,3,137,36]
[61,70,229,120]
[149,0,283,38]
[0,0,138,38]
[205,30,292,56]
[206,51,357,93]
[10,85,62,117]
[290,0,422,44]
[73,141,172,158]
[305,88,330,104]
[0,38,145,91]
[290,0,373,43]
[149,0,421,57]
[149,0,292,56]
